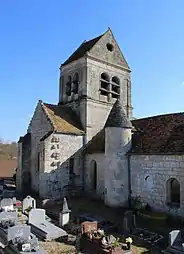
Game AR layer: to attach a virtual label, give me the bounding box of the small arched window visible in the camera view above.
[66,76,72,96]
[100,73,110,96]
[111,76,120,99]
[72,72,79,94]
[166,178,180,207]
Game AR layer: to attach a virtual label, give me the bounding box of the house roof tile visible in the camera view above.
[85,112,184,154]
[42,102,84,135]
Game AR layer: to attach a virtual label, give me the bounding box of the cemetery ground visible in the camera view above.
[34,196,181,254]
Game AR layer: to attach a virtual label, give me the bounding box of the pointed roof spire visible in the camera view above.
[61,197,71,214]
[105,99,132,128]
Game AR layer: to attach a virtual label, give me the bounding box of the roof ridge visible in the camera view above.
[132,112,184,122]
[61,32,104,66]
[41,101,56,130]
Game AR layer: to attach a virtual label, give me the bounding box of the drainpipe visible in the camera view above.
[127,153,132,209]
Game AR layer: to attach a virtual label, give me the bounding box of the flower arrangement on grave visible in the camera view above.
[93,229,105,240]
[84,228,105,243]
[111,237,120,249]
[25,206,32,213]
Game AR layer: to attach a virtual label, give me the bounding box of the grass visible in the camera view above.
[39,241,75,254]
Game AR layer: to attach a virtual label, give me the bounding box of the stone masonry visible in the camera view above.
[131,155,184,216]
[17,28,184,217]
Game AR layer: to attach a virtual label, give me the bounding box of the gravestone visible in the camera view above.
[59,197,71,227]
[81,221,98,234]
[7,225,46,253]
[23,196,36,212]
[0,198,14,212]
[29,209,68,241]
[164,229,184,253]
[42,199,55,209]
[169,230,181,247]
[29,209,45,225]
[123,211,136,233]
[0,211,18,228]
[7,225,31,242]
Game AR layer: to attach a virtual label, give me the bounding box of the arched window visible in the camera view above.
[72,72,79,94]
[111,76,120,99]
[90,160,97,191]
[100,73,110,96]
[166,178,180,206]
[66,76,72,96]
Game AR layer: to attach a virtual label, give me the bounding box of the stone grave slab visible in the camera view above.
[29,209,67,241]
[23,196,36,212]
[0,211,18,228]
[7,224,31,242]
[0,198,14,212]
[7,225,47,254]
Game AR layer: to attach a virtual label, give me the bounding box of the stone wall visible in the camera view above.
[39,132,84,198]
[16,142,22,191]
[86,58,131,141]
[84,153,105,200]
[27,101,53,192]
[104,127,132,207]
[59,32,133,143]
[130,154,184,216]
[88,29,129,69]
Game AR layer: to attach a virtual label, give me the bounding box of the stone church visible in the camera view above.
[17,28,184,216]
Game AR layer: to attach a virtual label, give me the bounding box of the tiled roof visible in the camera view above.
[85,112,184,154]
[0,159,17,178]
[42,102,84,135]
[131,112,184,154]
[105,99,132,128]
[61,34,103,66]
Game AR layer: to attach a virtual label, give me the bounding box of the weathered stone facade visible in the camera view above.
[27,101,53,193]
[59,28,133,142]
[84,153,105,200]
[131,155,184,216]
[39,133,84,198]
[17,28,184,217]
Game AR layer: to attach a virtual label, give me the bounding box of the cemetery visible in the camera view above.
[0,192,183,253]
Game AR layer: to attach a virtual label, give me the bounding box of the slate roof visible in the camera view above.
[85,112,184,154]
[105,99,132,128]
[61,34,103,66]
[42,102,84,135]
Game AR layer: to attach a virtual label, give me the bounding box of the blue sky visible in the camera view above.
[0,0,184,141]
